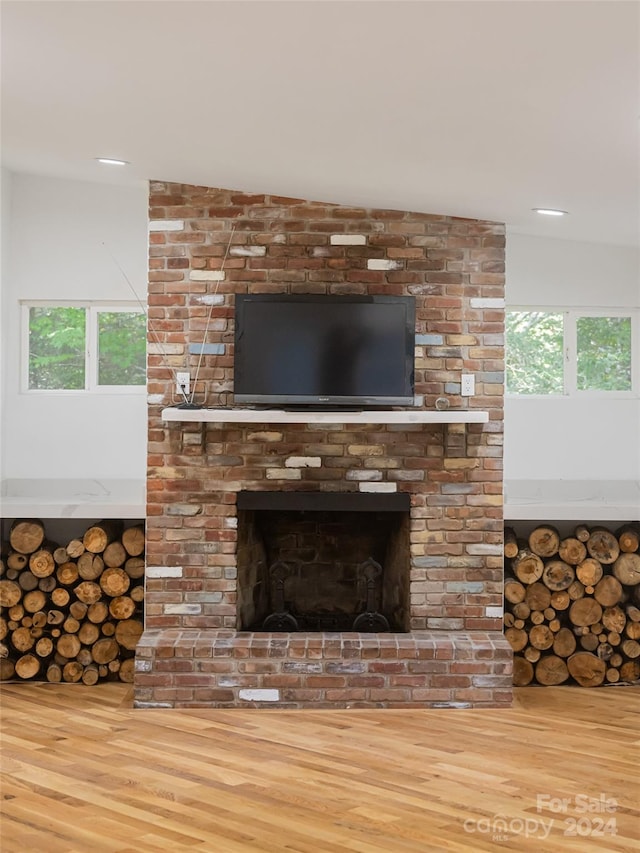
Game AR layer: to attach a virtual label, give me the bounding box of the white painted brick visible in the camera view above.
[330,234,367,246]
[192,294,225,305]
[367,259,403,270]
[470,297,505,309]
[358,482,397,493]
[135,659,152,672]
[148,394,166,405]
[346,470,382,481]
[164,603,202,615]
[148,342,184,355]
[485,606,504,618]
[149,220,184,231]
[146,565,183,578]
[189,270,226,281]
[224,516,238,528]
[483,334,504,346]
[466,544,503,556]
[266,468,302,480]
[229,246,267,257]
[239,689,281,702]
[285,456,321,468]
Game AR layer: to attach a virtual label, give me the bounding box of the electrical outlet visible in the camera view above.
[176,371,190,397]
[461,374,475,396]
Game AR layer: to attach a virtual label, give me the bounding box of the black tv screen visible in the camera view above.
[233,294,415,407]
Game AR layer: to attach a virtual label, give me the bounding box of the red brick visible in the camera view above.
[139,182,507,709]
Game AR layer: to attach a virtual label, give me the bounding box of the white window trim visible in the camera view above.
[506,306,639,398]
[21,300,146,395]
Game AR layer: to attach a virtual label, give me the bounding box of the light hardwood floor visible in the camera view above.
[1,682,638,852]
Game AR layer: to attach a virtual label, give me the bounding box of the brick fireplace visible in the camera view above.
[135,182,513,709]
[235,491,411,632]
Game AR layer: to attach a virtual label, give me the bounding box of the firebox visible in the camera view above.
[236,491,411,632]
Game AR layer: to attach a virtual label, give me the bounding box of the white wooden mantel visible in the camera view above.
[160,407,490,425]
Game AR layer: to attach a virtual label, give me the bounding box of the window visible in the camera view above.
[506,309,637,396]
[23,302,146,392]
[576,316,632,392]
[506,312,564,395]
[28,306,87,390]
[96,310,147,386]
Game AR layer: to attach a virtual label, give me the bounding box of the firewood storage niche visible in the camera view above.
[236,491,411,632]
[1,518,145,684]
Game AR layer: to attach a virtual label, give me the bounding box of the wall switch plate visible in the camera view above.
[461,374,475,396]
[176,372,190,397]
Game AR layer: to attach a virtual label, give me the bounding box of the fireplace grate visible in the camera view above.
[262,561,299,631]
[352,558,390,632]
[261,557,390,633]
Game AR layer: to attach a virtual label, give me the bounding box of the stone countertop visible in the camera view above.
[504,479,640,521]
[0,478,145,519]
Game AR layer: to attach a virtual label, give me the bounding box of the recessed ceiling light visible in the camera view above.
[532,208,568,216]
[95,157,129,166]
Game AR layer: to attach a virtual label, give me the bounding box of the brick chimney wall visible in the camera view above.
[136,181,512,709]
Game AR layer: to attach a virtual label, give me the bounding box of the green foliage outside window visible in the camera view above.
[98,312,146,385]
[29,306,86,389]
[506,311,634,395]
[28,305,146,390]
[506,312,564,394]
[577,316,632,391]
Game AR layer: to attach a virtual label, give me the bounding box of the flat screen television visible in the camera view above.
[233,294,415,407]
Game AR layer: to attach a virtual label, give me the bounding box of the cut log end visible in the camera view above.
[9,520,45,555]
[567,652,606,687]
[535,655,569,685]
[528,526,560,558]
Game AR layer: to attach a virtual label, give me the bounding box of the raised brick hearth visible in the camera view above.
[136,631,512,708]
[135,182,513,709]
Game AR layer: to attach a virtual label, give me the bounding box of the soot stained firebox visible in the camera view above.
[236,491,411,632]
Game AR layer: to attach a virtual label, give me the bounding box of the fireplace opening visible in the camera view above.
[236,492,411,632]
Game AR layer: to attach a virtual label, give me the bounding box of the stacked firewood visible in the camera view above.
[504,523,640,687]
[0,519,144,684]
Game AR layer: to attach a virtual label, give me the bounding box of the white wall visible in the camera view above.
[1,172,148,480]
[0,168,12,481]
[505,232,640,482]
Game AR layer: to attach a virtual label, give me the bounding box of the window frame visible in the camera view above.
[21,300,147,395]
[506,306,639,398]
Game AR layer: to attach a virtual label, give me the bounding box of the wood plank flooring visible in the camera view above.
[1,682,638,852]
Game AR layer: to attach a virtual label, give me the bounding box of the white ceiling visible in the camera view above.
[2,0,639,247]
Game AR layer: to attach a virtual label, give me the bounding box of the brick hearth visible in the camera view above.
[136,631,512,709]
[136,182,512,709]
